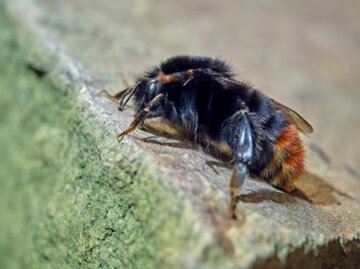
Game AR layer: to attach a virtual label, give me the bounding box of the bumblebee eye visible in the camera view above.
[146,79,161,102]
[148,79,157,93]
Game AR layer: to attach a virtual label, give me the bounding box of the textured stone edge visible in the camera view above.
[3,1,236,268]
[4,0,360,268]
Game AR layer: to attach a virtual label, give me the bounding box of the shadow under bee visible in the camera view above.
[130,135,192,150]
[295,171,354,205]
[238,171,355,206]
[134,120,353,207]
[238,189,303,204]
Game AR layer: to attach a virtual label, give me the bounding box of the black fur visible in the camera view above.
[132,55,289,177]
[108,55,310,218]
[146,55,234,78]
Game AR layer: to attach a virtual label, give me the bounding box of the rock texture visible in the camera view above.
[1,0,360,268]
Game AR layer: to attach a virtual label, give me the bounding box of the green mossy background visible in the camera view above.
[0,4,72,268]
[0,7,157,267]
[0,7,150,268]
[2,0,360,267]
[0,6,222,268]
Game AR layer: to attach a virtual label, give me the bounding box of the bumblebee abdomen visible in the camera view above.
[260,124,305,192]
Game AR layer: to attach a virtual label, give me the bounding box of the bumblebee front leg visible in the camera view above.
[116,93,165,141]
[99,81,141,111]
[98,88,128,103]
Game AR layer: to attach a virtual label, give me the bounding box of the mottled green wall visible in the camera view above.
[0,6,224,268]
[0,4,72,268]
[2,0,360,267]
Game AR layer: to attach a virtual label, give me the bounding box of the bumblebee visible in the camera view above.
[102,55,313,219]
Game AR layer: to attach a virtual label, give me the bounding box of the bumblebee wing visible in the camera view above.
[271,98,313,134]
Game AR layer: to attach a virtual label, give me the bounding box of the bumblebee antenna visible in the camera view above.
[119,81,141,110]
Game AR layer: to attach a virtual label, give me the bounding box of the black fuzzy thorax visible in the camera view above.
[146,55,234,78]
[133,56,289,176]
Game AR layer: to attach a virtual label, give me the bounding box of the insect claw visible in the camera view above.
[115,120,139,142]
[231,210,237,220]
[230,193,238,220]
[115,128,132,142]
[98,90,119,103]
[115,132,125,143]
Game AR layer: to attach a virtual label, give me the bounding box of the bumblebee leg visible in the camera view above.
[118,81,142,111]
[156,68,239,90]
[98,89,127,103]
[98,87,133,111]
[206,160,221,174]
[116,93,165,141]
[156,70,195,85]
[99,81,141,111]
[230,163,248,219]
[205,160,232,174]
[99,73,132,102]
[156,68,223,85]
[223,111,254,219]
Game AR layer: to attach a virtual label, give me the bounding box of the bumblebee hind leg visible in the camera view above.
[230,163,248,219]
[222,111,254,219]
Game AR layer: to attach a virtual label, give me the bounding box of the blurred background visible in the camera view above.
[31,0,360,165]
[1,0,360,268]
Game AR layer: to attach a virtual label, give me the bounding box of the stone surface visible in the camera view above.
[1,0,360,268]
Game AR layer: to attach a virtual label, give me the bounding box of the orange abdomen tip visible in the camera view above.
[263,124,305,192]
